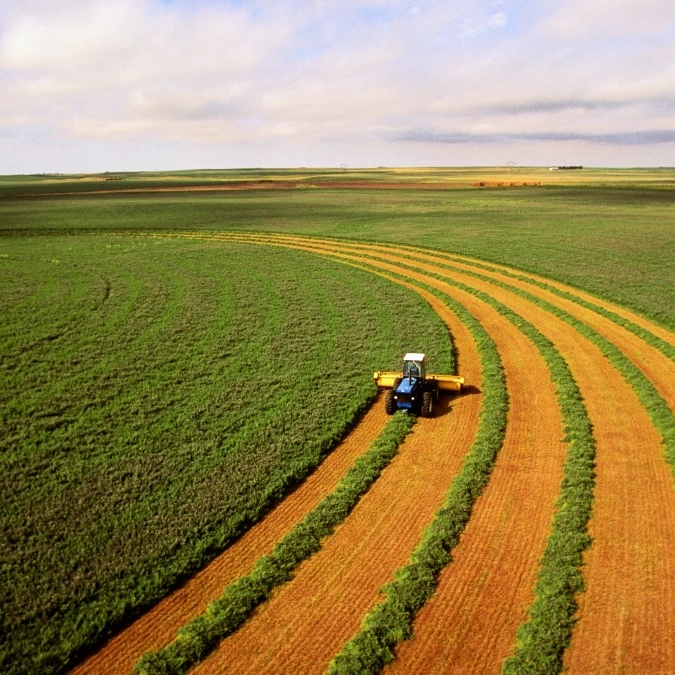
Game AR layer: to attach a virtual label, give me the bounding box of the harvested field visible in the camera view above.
[6,228,670,674]
[387,280,567,672]
[260,235,674,673]
[153,233,674,674]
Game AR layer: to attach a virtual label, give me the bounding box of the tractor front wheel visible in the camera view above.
[385,389,397,415]
[421,391,433,418]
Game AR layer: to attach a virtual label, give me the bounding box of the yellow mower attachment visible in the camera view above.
[373,371,464,391]
[425,373,465,392]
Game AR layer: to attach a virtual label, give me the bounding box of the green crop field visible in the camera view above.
[1,167,674,673]
[0,231,453,672]
[2,167,673,329]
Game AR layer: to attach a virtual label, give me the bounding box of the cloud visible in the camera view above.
[397,128,675,146]
[541,0,675,40]
[1,0,674,171]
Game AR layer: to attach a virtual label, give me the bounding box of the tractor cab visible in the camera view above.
[386,353,434,416]
[402,353,426,382]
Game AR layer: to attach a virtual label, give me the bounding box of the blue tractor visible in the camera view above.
[374,352,464,418]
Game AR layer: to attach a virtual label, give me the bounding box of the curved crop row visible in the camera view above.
[319,266,594,674]
[328,283,508,672]
[136,413,416,674]
[220,239,588,673]
[181,262,484,673]
[188,233,675,674]
[414,256,675,482]
[252,233,674,478]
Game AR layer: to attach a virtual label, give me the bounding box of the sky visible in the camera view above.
[1,0,675,173]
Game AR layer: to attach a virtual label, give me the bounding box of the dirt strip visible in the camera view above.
[191,294,483,674]
[398,258,675,673]
[70,402,389,674]
[399,248,675,412]
[385,279,567,673]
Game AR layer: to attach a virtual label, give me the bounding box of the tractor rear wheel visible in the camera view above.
[385,389,397,415]
[421,391,433,418]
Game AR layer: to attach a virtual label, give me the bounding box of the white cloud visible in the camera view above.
[541,0,675,40]
[1,0,674,171]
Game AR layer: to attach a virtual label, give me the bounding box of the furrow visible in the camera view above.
[383,280,567,672]
[414,256,675,672]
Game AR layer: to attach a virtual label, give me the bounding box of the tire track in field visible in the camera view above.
[189,282,484,675]
[207,234,675,672]
[70,401,389,674]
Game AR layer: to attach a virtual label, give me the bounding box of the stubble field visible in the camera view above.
[1,167,674,674]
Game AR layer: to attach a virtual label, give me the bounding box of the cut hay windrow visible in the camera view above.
[183,264,482,673]
[4,176,675,674]
[297,238,671,672]
[134,412,417,675]
[438,280,595,674]
[327,283,507,673]
[7,226,673,673]
[446,254,675,360]
[421,260,675,482]
[211,235,672,668]
[282,235,674,481]
[361,239,675,357]
[318,263,591,673]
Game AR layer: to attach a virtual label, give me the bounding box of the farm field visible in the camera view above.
[1,168,674,674]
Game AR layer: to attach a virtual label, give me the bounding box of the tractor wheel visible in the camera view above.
[385,389,397,415]
[393,377,402,389]
[421,391,433,418]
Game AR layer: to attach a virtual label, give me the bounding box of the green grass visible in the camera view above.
[0,234,453,673]
[2,174,673,329]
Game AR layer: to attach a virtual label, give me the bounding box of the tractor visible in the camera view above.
[373,353,464,417]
